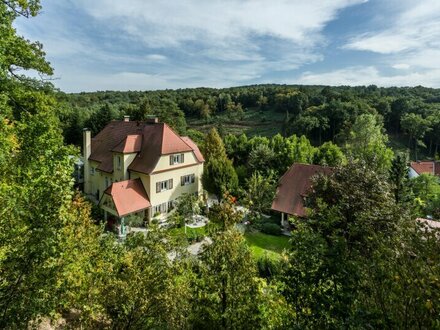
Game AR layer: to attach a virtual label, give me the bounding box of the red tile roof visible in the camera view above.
[103,179,151,217]
[410,161,435,175]
[112,134,142,153]
[271,163,333,217]
[89,120,202,174]
[181,137,205,162]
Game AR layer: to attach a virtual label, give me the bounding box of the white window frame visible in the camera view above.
[156,179,173,193]
[181,174,195,186]
[170,153,184,165]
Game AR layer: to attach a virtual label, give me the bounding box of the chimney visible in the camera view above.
[123,115,130,122]
[83,128,91,194]
[145,115,159,124]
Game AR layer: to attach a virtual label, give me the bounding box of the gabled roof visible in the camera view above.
[103,179,151,217]
[410,161,435,175]
[181,137,205,162]
[271,163,333,217]
[89,120,201,174]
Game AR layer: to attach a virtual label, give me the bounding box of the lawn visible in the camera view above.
[244,231,290,260]
[168,226,206,239]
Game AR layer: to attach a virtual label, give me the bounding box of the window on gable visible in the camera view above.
[117,156,122,170]
[169,153,184,165]
[90,167,95,175]
[181,174,195,186]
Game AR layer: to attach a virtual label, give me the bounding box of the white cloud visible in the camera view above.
[344,1,440,55]
[297,66,440,87]
[145,54,167,62]
[392,63,410,70]
[78,0,366,47]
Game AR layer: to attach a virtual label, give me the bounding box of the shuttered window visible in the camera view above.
[156,179,173,192]
[170,153,185,165]
[181,174,195,186]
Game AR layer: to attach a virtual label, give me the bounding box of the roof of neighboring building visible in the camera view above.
[271,163,333,217]
[103,178,151,217]
[89,120,201,174]
[410,161,435,175]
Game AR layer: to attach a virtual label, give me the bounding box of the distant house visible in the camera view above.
[408,161,440,179]
[271,163,333,227]
[83,116,204,234]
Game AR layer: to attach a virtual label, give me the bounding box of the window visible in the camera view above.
[181,174,195,186]
[156,179,173,193]
[90,167,95,175]
[117,156,122,170]
[154,202,167,214]
[169,153,184,165]
[167,200,175,212]
[105,176,109,188]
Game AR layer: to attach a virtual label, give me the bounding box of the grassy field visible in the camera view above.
[244,231,290,260]
[187,107,285,137]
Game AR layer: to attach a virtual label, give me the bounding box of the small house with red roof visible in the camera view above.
[271,163,332,226]
[83,116,204,231]
[408,161,440,179]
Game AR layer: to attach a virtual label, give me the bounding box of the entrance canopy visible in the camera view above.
[102,178,151,217]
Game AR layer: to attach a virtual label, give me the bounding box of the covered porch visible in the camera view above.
[100,178,151,239]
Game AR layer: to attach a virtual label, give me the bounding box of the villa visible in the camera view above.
[83,116,204,232]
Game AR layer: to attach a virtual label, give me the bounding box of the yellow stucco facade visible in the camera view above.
[84,134,203,220]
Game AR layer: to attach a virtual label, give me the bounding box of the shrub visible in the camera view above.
[261,223,282,236]
[257,254,282,278]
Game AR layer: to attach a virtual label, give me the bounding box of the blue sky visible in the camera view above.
[14,0,440,92]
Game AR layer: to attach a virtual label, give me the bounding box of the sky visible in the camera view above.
[14,0,440,92]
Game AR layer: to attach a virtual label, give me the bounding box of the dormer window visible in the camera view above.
[170,153,184,165]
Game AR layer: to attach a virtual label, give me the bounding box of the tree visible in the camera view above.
[313,141,346,166]
[344,113,393,172]
[248,144,276,175]
[281,162,440,328]
[242,171,277,218]
[191,228,261,329]
[101,229,192,329]
[389,152,410,204]
[203,127,227,163]
[202,158,238,199]
[401,112,432,160]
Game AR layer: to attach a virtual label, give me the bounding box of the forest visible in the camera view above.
[1,0,440,329]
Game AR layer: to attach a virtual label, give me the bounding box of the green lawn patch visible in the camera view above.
[169,226,206,239]
[244,231,290,260]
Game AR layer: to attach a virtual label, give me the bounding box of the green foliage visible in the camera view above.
[203,127,227,162]
[202,157,238,198]
[208,195,243,231]
[101,229,192,329]
[409,174,440,218]
[344,113,394,173]
[260,222,282,236]
[280,162,440,328]
[242,171,277,216]
[191,228,262,329]
[401,112,432,159]
[314,141,346,166]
